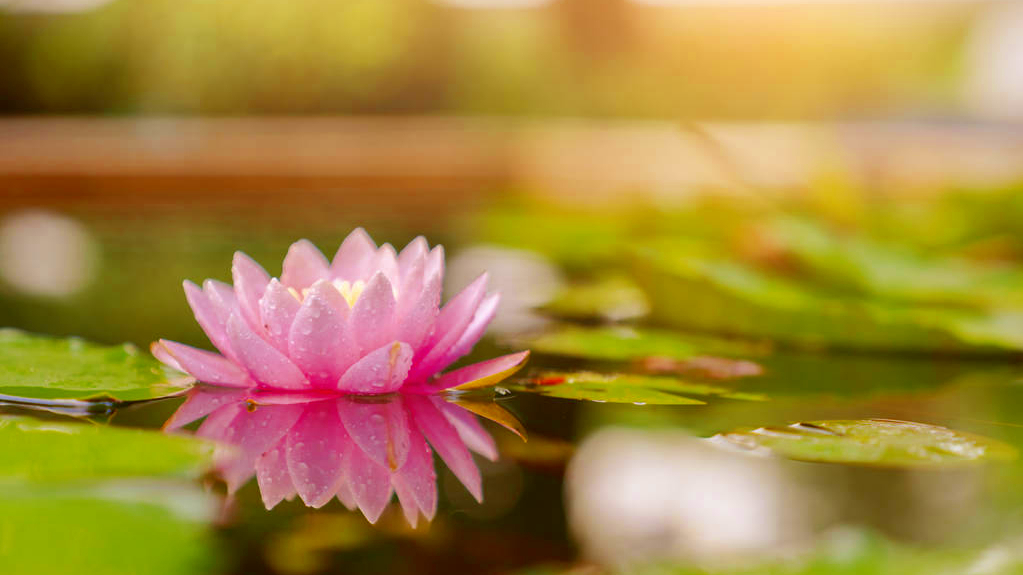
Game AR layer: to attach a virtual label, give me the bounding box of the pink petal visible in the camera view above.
[336,478,358,511]
[331,228,376,281]
[150,340,183,372]
[220,403,303,491]
[288,280,359,388]
[184,280,236,361]
[407,395,482,502]
[163,386,249,431]
[281,239,330,290]
[246,391,339,406]
[425,245,444,285]
[154,340,253,388]
[424,351,530,392]
[397,236,428,280]
[337,341,413,394]
[407,273,488,382]
[391,427,437,522]
[396,271,440,351]
[374,244,400,287]
[257,441,297,509]
[286,401,347,508]
[232,252,271,333]
[438,400,498,462]
[342,439,394,523]
[195,401,245,442]
[337,395,411,471]
[349,272,397,352]
[427,292,500,375]
[260,279,302,352]
[226,313,309,390]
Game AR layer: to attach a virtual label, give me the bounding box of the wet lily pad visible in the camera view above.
[0,329,192,404]
[507,371,765,405]
[712,419,1017,467]
[0,416,214,481]
[517,324,769,363]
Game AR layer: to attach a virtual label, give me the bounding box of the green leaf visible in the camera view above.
[633,247,1023,354]
[0,416,214,482]
[507,371,765,405]
[712,419,1017,468]
[0,484,221,575]
[519,324,768,363]
[0,329,192,403]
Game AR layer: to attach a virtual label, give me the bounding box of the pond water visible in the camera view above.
[3,191,1023,575]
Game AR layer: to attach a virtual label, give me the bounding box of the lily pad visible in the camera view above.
[0,329,192,403]
[506,371,765,405]
[633,247,1023,354]
[543,276,650,322]
[712,419,1017,468]
[0,416,214,482]
[518,324,769,363]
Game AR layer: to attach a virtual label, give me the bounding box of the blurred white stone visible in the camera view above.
[446,244,563,336]
[964,1,1023,120]
[0,210,99,298]
[566,428,814,570]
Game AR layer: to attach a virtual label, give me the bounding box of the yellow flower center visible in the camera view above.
[288,279,366,308]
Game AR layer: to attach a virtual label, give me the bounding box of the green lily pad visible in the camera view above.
[0,416,214,482]
[633,247,1023,354]
[543,276,650,322]
[518,324,769,363]
[506,371,765,405]
[712,419,1017,468]
[0,329,192,404]
[0,484,221,575]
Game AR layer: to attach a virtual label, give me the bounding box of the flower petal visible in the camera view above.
[391,429,437,522]
[407,273,488,382]
[288,280,358,388]
[425,245,444,285]
[439,401,498,462]
[337,395,411,471]
[281,239,330,290]
[331,228,376,281]
[260,279,302,352]
[374,243,400,288]
[257,441,297,509]
[154,340,253,388]
[286,401,347,508]
[337,341,413,394]
[349,272,397,352]
[396,270,440,351]
[221,403,303,491]
[184,280,236,361]
[426,292,500,375]
[226,313,309,390]
[426,351,530,392]
[397,236,428,280]
[342,439,393,524]
[232,251,271,333]
[407,395,482,502]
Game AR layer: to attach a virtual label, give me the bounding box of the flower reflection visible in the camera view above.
[165,386,513,526]
[152,228,528,394]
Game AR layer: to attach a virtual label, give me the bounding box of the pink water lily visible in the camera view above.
[166,387,504,526]
[152,229,528,394]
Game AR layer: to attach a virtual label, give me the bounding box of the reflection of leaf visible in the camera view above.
[543,275,649,322]
[0,329,192,403]
[446,397,527,441]
[508,371,765,405]
[518,324,769,363]
[0,417,214,481]
[634,249,1023,353]
[712,419,1017,468]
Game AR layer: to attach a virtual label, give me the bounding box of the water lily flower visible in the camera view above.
[152,229,529,394]
[166,387,507,525]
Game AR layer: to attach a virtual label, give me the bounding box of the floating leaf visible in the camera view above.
[543,275,649,322]
[712,419,1017,468]
[633,248,1023,354]
[517,324,769,363]
[0,329,192,403]
[507,371,765,405]
[0,484,220,575]
[0,416,214,482]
